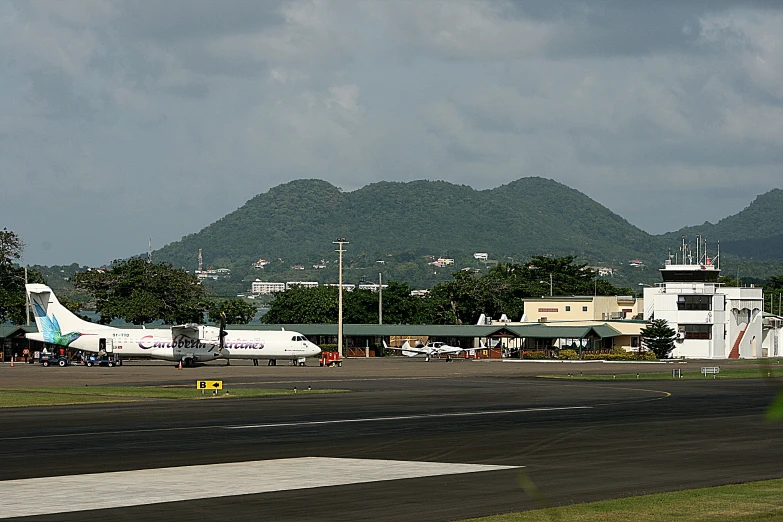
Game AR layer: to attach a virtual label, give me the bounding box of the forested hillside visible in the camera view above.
[665,189,783,260]
[153,177,669,290]
[149,178,783,292]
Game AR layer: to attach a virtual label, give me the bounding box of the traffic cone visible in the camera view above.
[10,358,14,367]
[178,361,182,370]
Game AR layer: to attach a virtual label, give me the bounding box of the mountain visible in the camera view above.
[152,178,783,290]
[665,189,783,260]
[155,177,662,270]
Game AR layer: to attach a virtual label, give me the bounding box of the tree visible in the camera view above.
[423,256,634,325]
[206,298,257,324]
[71,258,207,324]
[0,229,45,324]
[262,286,339,324]
[379,281,429,324]
[640,319,677,359]
[0,228,24,267]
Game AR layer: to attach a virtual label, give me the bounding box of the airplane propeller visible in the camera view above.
[218,312,228,354]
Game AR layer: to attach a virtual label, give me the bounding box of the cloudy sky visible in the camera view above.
[2,1,782,266]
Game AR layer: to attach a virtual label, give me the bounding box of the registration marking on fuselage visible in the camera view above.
[0,457,519,519]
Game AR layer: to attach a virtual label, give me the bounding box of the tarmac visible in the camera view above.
[1,357,782,521]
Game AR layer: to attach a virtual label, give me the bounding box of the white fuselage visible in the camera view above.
[24,283,321,364]
[26,327,321,363]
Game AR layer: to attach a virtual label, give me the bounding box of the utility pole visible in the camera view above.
[333,238,349,358]
[378,272,383,325]
[24,267,29,326]
[549,273,553,296]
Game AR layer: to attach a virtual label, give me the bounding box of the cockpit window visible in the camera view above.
[292,335,306,341]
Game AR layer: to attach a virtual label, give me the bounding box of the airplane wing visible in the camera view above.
[382,340,432,356]
[431,345,469,356]
[171,324,222,353]
[171,324,200,339]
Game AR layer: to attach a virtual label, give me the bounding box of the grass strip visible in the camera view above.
[0,387,348,407]
[463,477,783,521]
[539,369,782,380]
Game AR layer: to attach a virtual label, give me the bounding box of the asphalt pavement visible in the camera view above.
[1,357,781,521]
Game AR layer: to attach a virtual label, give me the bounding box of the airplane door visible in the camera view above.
[99,338,114,353]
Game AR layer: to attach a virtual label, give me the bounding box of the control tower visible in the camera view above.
[643,236,763,359]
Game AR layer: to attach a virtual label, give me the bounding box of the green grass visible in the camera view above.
[0,387,349,407]
[463,477,783,521]
[539,369,783,380]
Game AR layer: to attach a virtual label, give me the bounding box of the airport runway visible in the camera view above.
[1,358,782,520]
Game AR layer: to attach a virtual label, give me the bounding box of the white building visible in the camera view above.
[474,252,488,261]
[762,313,783,358]
[357,283,389,292]
[251,281,286,294]
[643,259,764,359]
[324,283,356,291]
[286,281,319,290]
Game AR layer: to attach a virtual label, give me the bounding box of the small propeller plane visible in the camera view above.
[383,339,478,362]
[25,284,321,367]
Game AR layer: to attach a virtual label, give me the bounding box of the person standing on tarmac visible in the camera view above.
[23,347,29,364]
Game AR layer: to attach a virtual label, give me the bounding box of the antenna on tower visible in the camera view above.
[716,240,721,270]
[148,237,152,263]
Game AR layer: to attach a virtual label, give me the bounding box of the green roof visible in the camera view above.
[0,325,36,339]
[226,324,512,337]
[16,322,623,340]
[505,323,621,339]
[224,323,623,339]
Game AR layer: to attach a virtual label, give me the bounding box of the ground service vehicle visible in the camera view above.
[320,351,342,367]
[39,353,70,367]
[85,354,119,367]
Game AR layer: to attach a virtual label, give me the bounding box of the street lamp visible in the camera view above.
[333,238,349,357]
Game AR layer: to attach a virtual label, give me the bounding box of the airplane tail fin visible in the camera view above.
[26,284,103,339]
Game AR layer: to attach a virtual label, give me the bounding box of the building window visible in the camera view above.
[677,295,712,311]
[565,306,571,312]
[582,306,588,312]
[538,308,558,313]
[682,324,712,339]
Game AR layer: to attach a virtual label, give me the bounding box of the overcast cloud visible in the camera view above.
[2,0,782,266]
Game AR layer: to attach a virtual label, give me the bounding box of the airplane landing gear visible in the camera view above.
[268,359,277,366]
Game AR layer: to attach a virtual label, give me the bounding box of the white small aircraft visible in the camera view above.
[25,284,321,367]
[383,340,477,362]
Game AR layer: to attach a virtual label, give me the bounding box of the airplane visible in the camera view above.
[25,284,321,367]
[382,339,480,362]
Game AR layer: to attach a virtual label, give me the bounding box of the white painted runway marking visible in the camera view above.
[225,405,592,429]
[0,405,592,441]
[0,457,519,519]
